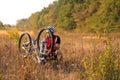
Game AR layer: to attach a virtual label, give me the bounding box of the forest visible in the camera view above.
[0,0,120,33]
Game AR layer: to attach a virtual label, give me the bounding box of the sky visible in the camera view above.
[0,0,55,25]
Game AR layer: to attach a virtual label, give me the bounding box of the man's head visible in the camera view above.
[46,26,55,38]
[47,26,55,33]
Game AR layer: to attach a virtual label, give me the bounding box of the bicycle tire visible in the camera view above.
[18,32,32,55]
[37,28,54,54]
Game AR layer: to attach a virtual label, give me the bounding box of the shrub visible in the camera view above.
[7,28,19,44]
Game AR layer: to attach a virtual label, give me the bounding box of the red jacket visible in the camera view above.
[45,35,60,53]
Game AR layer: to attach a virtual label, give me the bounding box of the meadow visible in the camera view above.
[0,29,120,80]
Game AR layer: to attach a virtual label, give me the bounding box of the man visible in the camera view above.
[41,26,63,64]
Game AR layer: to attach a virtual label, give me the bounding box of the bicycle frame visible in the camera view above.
[18,28,54,63]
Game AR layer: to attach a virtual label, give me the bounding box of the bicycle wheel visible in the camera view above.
[18,32,32,56]
[37,28,54,54]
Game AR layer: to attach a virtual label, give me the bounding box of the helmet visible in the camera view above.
[47,26,55,32]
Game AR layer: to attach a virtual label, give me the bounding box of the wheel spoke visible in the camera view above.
[18,33,32,56]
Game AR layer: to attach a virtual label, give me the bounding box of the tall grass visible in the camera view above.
[0,29,120,80]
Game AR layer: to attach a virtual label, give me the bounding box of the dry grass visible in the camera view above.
[0,30,120,80]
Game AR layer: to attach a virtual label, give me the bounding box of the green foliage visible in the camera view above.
[98,48,119,80]
[16,0,120,32]
[0,21,4,29]
[85,0,120,33]
[28,12,40,29]
[56,2,76,30]
[81,37,120,80]
[7,28,20,44]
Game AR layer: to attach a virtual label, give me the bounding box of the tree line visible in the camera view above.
[1,0,120,33]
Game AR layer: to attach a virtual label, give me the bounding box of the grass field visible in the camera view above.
[0,29,120,80]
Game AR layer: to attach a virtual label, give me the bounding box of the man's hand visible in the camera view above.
[54,44,60,50]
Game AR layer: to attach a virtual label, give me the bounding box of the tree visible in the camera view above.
[0,21,4,29]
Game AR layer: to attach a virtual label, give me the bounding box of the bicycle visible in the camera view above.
[18,28,54,64]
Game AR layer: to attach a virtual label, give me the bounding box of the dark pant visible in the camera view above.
[43,53,57,60]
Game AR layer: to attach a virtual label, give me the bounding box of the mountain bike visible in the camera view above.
[18,28,54,63]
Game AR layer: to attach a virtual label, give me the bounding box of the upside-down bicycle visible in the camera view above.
[18,28,56,64]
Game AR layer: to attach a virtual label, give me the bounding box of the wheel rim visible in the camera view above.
[18,33,32,56]
[37,28,54,54]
